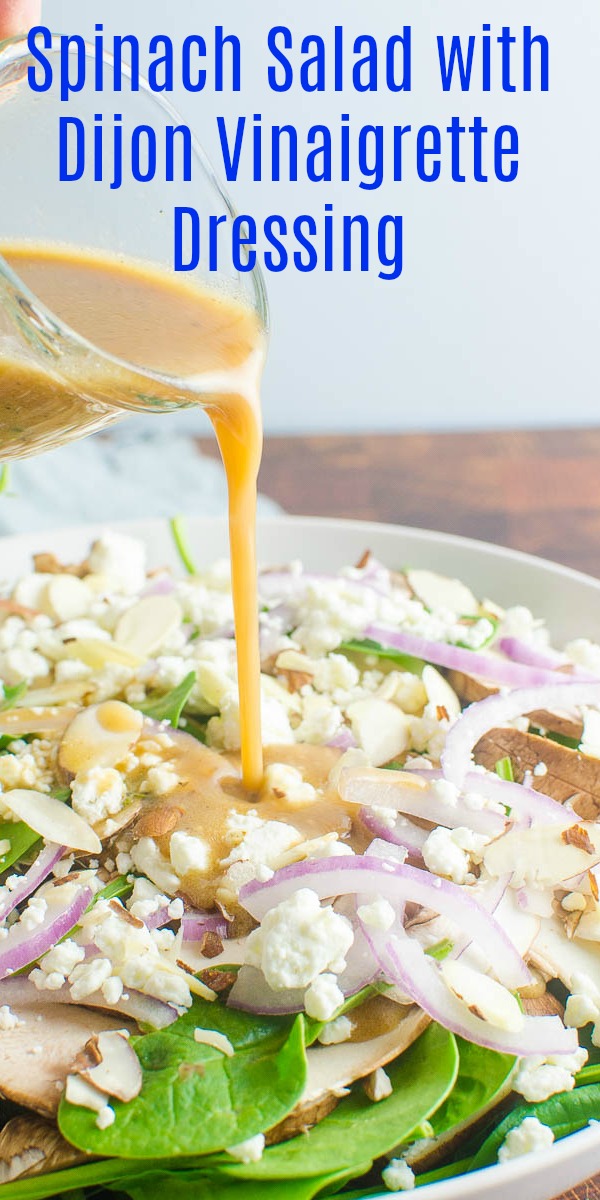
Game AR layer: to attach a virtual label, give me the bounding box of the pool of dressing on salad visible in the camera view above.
[0,242,265,790]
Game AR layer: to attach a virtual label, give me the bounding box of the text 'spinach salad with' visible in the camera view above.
[0,525,598,1200]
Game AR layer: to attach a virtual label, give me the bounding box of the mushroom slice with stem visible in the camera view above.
[0,1115,86,1184]
[474,727,600,818]
[0,1002,137,1117]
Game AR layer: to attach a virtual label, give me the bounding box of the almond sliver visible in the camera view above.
[115,596,182,657]
[1,788,101,853]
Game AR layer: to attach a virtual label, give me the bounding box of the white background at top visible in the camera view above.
[44,0,600,435]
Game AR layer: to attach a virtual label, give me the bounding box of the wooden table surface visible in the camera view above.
[200,425,600,1200]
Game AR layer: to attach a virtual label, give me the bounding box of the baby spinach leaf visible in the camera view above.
[91,874,133,906]
[216,1023,458,1181]
[0,680,28,712]
[58,999,307,1159]
[428,1037,515,1138]
[577,1063,600,1086]
[469,1083,600,1169]
[0,819,40,873]
[134,671,196,727]
[170,515,197,575]
[495,757,514,783]
[179,713,209,744]
[340,638,425,676]
[109,1167,357,1200]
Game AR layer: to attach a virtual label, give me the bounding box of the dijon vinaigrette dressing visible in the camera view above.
[0,241,265,789]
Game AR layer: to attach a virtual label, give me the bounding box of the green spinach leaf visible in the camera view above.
[428,1037,515,1138]
[109,1167,358,1200]
[134,671,196,727]
[216,1023,458,1181]
[0,681,28,712]
[470,1083,600,1169]
[58,998,307,1159]
[0,819,40,873]
[170,516,197,576]
[340,639,425,676]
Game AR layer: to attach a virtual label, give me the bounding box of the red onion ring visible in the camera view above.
[0,884,92,981]
[442,682,600,788]
[240,856,530,990]
[0,843,65,925]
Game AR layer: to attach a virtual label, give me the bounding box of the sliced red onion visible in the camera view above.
[0,884,92,981]
[143,906,171,932]
[406,764,567,827]
[181,911,230,943]
[240,856,530,989]
[370,927,576,1056]
[360,809,428,857]
[442,682,600,788]
[328,728,358,751]
[0,843,65,924]
[498,637,569,672]
[338,767,504,837]
[366,624,584,689]
[0,975,178,1028]
[142,576,176,598]
[228,911,378,1015]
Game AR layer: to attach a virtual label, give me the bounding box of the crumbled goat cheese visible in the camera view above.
[263,762,317,806]
[382,1158,416,1191]
[222,819,302,893]
[79,899,192,1007]
[357,896,396,932]
[304,972,345,1021]
[96,1105,116,1130]
[169,830,210,877]
[71,766,125,825]
[498,1116,555,1163]
[423,826,488,885]
[69,957,113,1001]
[130,837,180,895]
[141,764,180,796]
[564,972,600,1047]
[317,1014,353,1045]
[245,888,354,990]
[566,638,600,676]
[513,1047,588,1102]
[40,939,86,979]
[533,762,548,777]
[368,1067,393,1101]
[0,1005,22,1030]
[20,897,48,931]
[225,1134,265,1163]
[88,532,147,595]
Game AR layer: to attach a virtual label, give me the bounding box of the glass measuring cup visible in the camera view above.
[0,34,269,460]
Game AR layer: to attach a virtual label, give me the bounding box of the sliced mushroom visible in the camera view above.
[0,1115,85,1183]
[76,1030,142,1102]
[59,700,143,776]
[268,1002,429,1145]
[115,595,182,657]
[474,727,600,817]
[0,1003,136,1116]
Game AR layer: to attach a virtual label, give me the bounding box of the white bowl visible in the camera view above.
[1,513,599,1200]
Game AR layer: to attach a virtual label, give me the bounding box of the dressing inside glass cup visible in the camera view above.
[0,35,269,789]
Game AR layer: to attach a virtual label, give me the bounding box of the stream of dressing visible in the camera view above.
[0,243,266,789]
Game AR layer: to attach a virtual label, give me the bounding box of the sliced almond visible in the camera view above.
[79,1030,142,1103]
[45,576,92,622]
[406,569,479,616]
[61,639,143,670]
[65,1074,108,1113]
[13,573,54,612]
[16,681,90,708]
[422,665,461,722]
[115,596,182,657]
[59,701,143,776]
[2,788,100,853]
[0,705,79,738]
[440,960,524,1032]
[346,699,410,767]
[484,823,600,888]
